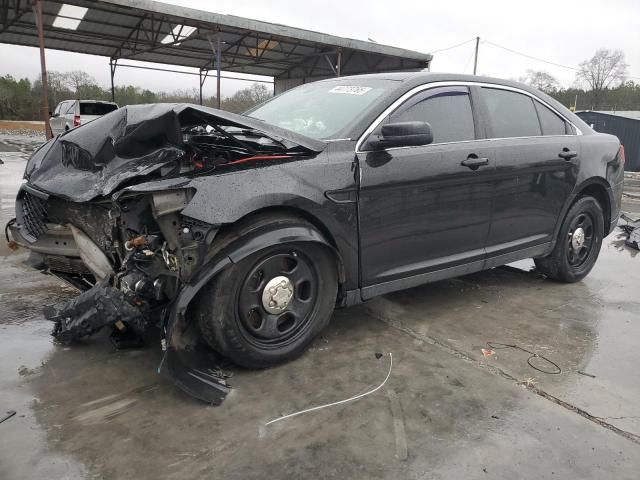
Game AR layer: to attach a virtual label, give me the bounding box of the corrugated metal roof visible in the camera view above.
[0,0,432,78]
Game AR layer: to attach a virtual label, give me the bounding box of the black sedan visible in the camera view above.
[7,72,624,402]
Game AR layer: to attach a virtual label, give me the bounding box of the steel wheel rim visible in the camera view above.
[237,250,319,349]
[566,212,595,268]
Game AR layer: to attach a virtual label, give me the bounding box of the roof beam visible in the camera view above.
[111,13,147,58]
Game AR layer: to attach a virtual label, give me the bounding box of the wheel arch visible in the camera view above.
[211,206,345,283]
[176,207,346,324]
[575,180,612,233]
[217,205,341,256]
[549,178,614,253]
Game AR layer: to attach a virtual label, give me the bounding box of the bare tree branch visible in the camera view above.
[576,49,627,108]
[520,69,560,93]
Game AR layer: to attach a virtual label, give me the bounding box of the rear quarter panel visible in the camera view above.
[576,132,623,230]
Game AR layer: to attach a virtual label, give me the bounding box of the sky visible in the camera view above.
[0,0,638,98]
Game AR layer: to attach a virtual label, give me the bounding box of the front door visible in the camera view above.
[357,85,494,297]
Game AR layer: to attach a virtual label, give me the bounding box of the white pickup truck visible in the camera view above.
[49,100,118,135]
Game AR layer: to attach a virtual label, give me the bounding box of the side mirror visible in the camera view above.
[367,121,434,150]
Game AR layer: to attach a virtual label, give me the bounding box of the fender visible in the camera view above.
[546,177,615,254]
[161,225,340,403]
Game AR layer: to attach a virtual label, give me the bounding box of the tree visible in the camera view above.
[222,83,272,113]
[576,49,628,108]
[521,70,560,93]
[63,71,98,93]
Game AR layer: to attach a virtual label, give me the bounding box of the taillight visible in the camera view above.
[618,145,626,167]
[73,115,81,127]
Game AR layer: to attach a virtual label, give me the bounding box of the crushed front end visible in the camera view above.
[6,103,323,403]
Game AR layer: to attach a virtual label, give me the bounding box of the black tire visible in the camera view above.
[195,215,338,368]
[534,196,604,282]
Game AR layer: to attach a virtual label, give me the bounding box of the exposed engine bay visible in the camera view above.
[7,104,324,404]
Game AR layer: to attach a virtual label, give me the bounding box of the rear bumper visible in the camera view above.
[609,179,624,235]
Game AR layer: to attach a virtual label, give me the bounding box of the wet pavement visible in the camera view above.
[1,136,639,479]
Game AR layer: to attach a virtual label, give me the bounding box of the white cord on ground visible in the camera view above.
[265,352,393,426]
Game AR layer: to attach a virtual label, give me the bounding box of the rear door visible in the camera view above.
[479,86,579,258]
[358,85,494,296]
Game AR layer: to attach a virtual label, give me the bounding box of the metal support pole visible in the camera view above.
[336,48,342,77]
[473,36,480,75]
[199,69,209,105]
[109,58,117,103]
[216,33,221,109]
[32,0,52,139]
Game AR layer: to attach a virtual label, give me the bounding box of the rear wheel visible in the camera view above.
[534,196,604,282]
[195,218,337,368]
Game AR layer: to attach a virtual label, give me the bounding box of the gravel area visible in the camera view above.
[0,129,46,138]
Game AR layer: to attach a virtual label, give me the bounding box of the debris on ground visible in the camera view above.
[481,348,496,357]
[43,277,147,344]
[486,342,562,374]
[264,352,393,426]
[0,410,17,424]
[577,370,597,378]
[620,213,640,250]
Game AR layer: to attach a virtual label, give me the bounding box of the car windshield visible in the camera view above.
[246,79,396,140]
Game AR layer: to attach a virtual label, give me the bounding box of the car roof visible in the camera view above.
[78,100,118,104]
[57,100,117,105]
[321,71,592,134]
[322,71,531,90]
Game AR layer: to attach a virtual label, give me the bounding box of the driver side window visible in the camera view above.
[387,86,476,144]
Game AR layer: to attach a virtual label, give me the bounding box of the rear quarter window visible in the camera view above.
[534,101,569,135]
[80,103,118,115]
[482,87,541,138]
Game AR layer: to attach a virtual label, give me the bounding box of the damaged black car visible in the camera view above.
[7,73,624,402]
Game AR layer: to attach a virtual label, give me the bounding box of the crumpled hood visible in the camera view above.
[24,103,325,202]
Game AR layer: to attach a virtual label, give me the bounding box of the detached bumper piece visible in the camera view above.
[620,213,640,250]
[44,277,146,344]
[163,346,231,405]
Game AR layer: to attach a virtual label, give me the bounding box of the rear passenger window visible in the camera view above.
[64,102,76,114]
[389,86,475,143]
[482,88,541,138]
[534,101,568,135]
[80,103,118,115]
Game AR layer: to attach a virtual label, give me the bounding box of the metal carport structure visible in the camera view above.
[0,0,432,137]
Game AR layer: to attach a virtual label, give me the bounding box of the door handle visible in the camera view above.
[558,148,578,160]
[461,154,489,170]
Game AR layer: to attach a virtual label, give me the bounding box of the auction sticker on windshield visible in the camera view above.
[328,85,373,95]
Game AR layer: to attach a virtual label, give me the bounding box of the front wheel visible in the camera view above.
[196,232,337,368]
[534,196,604,282]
